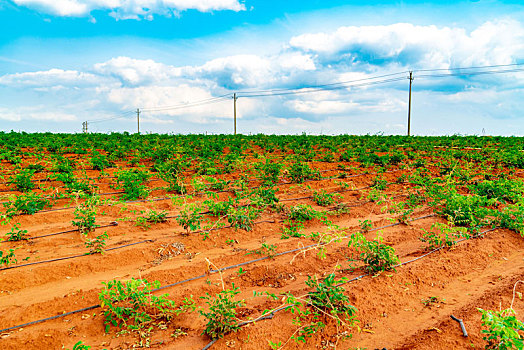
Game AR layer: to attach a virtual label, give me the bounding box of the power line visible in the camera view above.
[414,62,524,73]
[238,76,407,98]
[88,110,136,124]
[140,93,233,112]
[416,67,524,79]
[237,71,409,96]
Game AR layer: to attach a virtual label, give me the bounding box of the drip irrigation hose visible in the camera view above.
[0,221,118,244]
[0,239,153,271]
[202,226,497,350]
[450,315,468,337]
[0,213,438,334]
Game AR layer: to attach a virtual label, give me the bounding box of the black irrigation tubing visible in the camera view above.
[0,213,437,335]
[0,239,153,272]
[0,222,119,244]
[202,225,498,350]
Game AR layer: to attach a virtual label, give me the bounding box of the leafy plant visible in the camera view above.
[419,222,469,250]
[227,206,261,231]
[359,219,373,233]
[90,151,114,171]
[135,209,168,229]
[72,198,99,235]
[115,169,151,200]
[354,234,399,273]
[99,278,194,333]
[4,222,28,241]
[288,204,319,222]
[3,192,51,217]
[287,161,320,183]
[9,169,35,192]
[249,243,277,258]
[199,285,245,340]
[0,248,17,266]
[85,233,108,254]
[306,274,358,322]
[478,308,523,349]
[313,190,341,207]
[176,202,203,234]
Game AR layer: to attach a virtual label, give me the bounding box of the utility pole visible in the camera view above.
[407,71,414,136]
[82,121,88,133]
[136,108,140,134]
[233,93,237,135]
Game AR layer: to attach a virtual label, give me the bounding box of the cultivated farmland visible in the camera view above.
[0,133,523,349]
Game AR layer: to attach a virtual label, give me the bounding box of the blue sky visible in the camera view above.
[1,0,524,135]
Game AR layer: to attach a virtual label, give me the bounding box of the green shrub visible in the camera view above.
[9,169,35,192]
[99,278,194,333]
[199,285,245,340]
[90,152,113,171]
[115,169,151,200]
[420,222,469,250]
[3,192,51,216]
[287,161,320,183]
[306,274,357,322]
[478,308,524,349]
[354,234,399,273]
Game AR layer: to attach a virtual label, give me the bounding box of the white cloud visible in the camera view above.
[289,19,524,70]
[94,56,182,86]
[0,69,100,87]
[0,107,77,122]
[12,0,245,18]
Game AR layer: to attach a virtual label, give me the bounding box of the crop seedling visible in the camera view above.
[90,151,113,171]
[199,285,246,340]
[85,233,108,254]
[0,248,17,266]
[359,219,373,233]
[135,209,168,230]
[99,278,195,334]
[115,169,151,200]
[9,169,35,192]
[227,206,261,231]
[420,222,469,250]
[271,274,358,345]
[353,233,399,273]
[313,190,341,207]
[3,192,51,217]
[176,202,203,235]
[72,198,99,235]
[287,161,320,183]
[249,243,277,258]
[306,274,358,324]
[4,222,28,241]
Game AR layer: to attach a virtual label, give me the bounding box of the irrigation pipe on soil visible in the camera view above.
[0,213,438,334]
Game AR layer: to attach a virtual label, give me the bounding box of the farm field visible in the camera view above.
[0,133,523,350]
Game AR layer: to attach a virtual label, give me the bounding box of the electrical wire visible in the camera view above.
[237,71,410,96]
[87,110,136,124]
[140,93,233,112]
[238,76,407,98]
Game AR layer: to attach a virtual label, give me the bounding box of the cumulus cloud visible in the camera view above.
[94,56,182,86]
[289,19,524,70]
[12,0,245,19]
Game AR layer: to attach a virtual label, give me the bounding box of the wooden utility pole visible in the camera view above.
[233,93,237,135]
[136,108,140,134]
[82,121,88,133]
[407,71,414,136]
